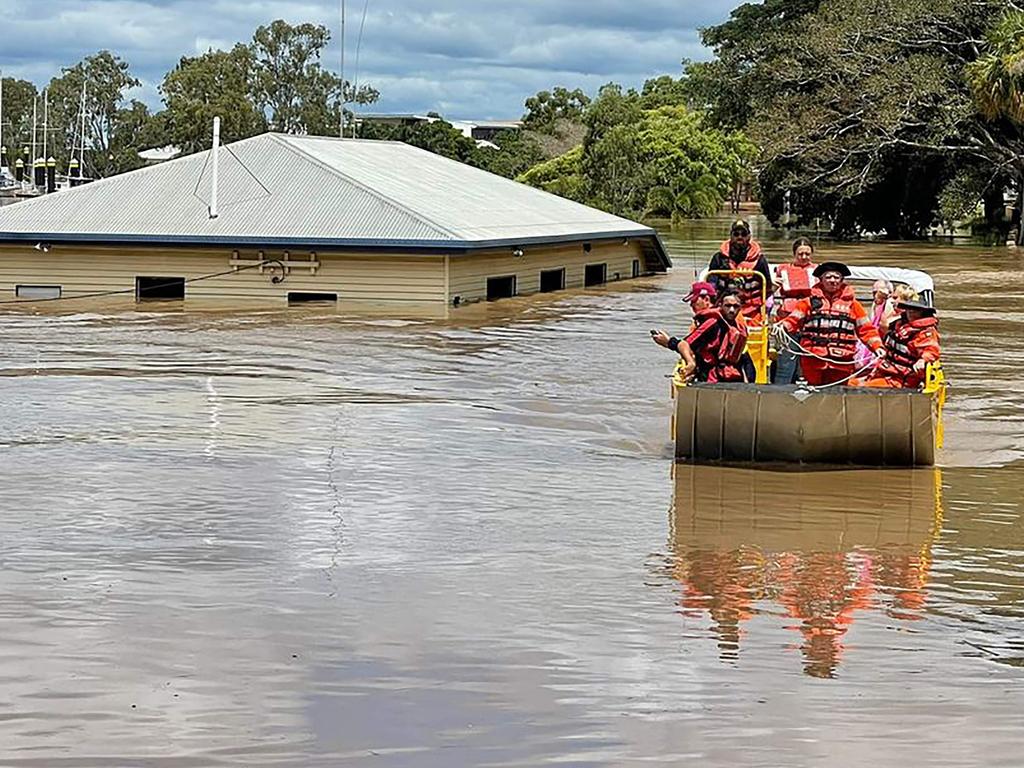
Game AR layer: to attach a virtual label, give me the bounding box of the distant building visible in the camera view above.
[0,133,670,310]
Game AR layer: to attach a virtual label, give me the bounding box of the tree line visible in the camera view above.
[675,0,1024,240]
[9,2,1019,239]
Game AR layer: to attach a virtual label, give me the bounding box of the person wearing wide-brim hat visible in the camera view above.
[773,261,884,386]
[706,218,774,323]
[850,299,941,389]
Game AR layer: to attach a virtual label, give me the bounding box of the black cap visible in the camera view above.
[730,219,751,236]
[813,261,851,278]
[896,299,937,316]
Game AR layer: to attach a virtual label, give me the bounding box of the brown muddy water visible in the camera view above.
[1,217,1022,766]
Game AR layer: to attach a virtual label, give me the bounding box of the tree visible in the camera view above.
[700,0,1007,237]
[966,10,1024,241]
[250,19,377,135]
[472,130,546,179]
[523,87,591,132]
[358,118,479,162]
[47,51,143,177]
[517,146,585,201]
[639,75,689,110]
[160,45,267,154]
[0,77,38,154]
[639,106,755,221]
[519,88,753,222]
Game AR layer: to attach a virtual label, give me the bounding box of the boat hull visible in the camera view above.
[673,383,940,466]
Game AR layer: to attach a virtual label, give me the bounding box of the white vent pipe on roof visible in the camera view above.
[209,116,221,219]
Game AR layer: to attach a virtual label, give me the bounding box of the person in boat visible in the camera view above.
[706,219,773,324]
[773,261,884,386]
[854,278,894,368]
[772,238,817,384]
[652,282,749,383]
[850,300,940,389]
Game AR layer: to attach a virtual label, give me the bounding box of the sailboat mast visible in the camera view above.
[339,0,346,138]
[42,89,48,163]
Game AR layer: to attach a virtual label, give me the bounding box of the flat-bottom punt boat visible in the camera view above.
[672,266,947,467]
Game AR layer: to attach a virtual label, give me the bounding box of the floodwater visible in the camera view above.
[1,215,1022,766]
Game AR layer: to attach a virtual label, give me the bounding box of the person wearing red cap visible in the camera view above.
[850,300,941,389]
[706,219,773,324]
[652,282,749,383]
[775,261,884,386]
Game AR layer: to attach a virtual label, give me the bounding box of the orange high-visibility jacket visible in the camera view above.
[774,262,816,319]
[782,284,882,362]
[873,316,941,388]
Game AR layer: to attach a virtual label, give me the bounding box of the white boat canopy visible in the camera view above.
[701,264,937,305]
[844,266,934,296]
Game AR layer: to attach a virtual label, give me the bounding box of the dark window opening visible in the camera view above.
[583,242,592,253]
[539,268,565,293]
[632,259,641,278]
[136,276,185,301]
[486,275,517,301]
[584,263,607,287]
[288,292,338,304]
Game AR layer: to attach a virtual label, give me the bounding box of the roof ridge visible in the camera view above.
[268,134,461,240]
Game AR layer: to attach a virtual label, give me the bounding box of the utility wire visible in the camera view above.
[0,259,285,306]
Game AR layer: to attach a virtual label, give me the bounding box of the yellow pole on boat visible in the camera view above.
[923,361,947,450]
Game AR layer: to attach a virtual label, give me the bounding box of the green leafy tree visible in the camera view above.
[523,87,591,132]
[0,77,38,155]
[160,45,267,154]
[47,51,143,177]
[359,118,479,162]
[517,146,585,201]
[472,129,545,179]
[250,19,378,135]
[703,0,1007,237]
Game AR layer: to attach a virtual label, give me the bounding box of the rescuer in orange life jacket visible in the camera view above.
[850,300,941,389]
[773,261,884,386]
[706,219,773,324]
[772,237,818,384]
[651,282,749,383]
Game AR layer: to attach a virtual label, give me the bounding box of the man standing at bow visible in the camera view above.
[706,219,773,324]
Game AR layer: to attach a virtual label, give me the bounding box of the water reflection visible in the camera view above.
[669,465,943,678]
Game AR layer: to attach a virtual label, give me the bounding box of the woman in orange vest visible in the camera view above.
[851,300,940,388]
[772,238,817,384]
[776,262,884,386]
[706,219,773,324]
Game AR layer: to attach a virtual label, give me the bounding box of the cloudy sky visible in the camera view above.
[4,0,737,119]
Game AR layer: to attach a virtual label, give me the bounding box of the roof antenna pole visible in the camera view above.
[0,70,4,167]
[209,116,220,219]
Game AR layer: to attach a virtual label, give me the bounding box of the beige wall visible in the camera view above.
[0,245,447,306]
[448,239,648,304]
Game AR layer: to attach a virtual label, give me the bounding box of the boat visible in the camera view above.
[671,266,947,466]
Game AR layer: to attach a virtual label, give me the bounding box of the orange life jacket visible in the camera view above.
[801,285,860,362]
[775,262,816,317]
[875,316,940,388]
[718,240,766,318]
[691,308,748,381]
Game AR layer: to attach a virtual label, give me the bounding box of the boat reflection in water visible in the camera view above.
[668,465,943,678]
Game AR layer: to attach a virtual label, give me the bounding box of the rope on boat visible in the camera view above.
[0,260,286,306]
[772,324,883,390]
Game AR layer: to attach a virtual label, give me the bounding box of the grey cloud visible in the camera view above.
[3,0,733,119]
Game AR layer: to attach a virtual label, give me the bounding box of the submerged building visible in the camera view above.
[0,133,670,309]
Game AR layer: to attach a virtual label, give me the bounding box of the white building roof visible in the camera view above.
[0,133,667,264]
